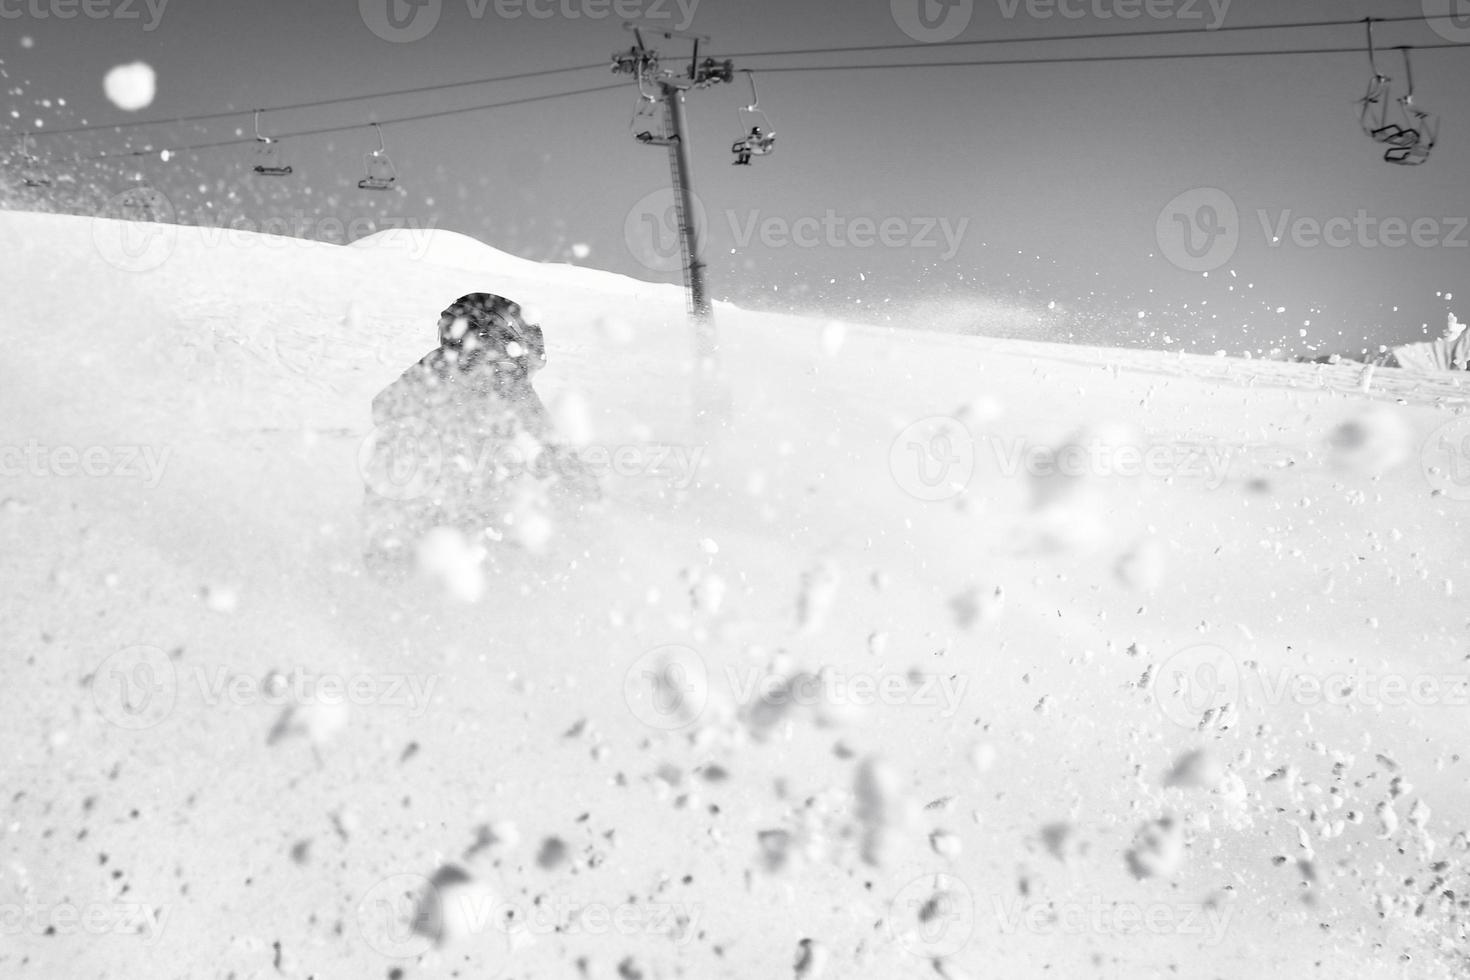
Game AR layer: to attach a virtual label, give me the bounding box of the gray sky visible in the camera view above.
[4,0,1467,357]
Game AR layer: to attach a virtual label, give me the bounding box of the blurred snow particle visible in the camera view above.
[20,36,35,49]
[793,938,828,979]
[1327,406,1412,477]
[687,569,726,615]
[416,527,486,602]
[466,819,520,859]
[955,395,1002,424]
[508,504,554,554]
[968,742,996,772]
[854,756,902,867]
[267,695,349,749]
[796,559,841,633]
[414,866,496,948]
[818,321,846,357]
[757,829,794,873]
[1115,538,1166,592]
[536,836,568,870]
[1125,816,1185,879]
[549,390,595,446]
[202,584,238,613]
[1040,822,1082,863]
[104,62,157,111]
[1164,749,1224,791]
[934,959,975,980]
[1376,801,1399,840]
[949,585,1003,629]
[929,829,962,859]
[570,242,591,260]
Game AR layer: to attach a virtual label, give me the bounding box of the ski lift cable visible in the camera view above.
[719,12,1469,61]
[747,41,1468,75]
[80,82,628,162]
[24,13,1447,143]
[21,61,609,140]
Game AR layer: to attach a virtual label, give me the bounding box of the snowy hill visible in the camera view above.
[349,226,680,303]
[4,208,1470,980]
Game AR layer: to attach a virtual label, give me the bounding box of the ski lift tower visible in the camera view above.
[613,25,734,357]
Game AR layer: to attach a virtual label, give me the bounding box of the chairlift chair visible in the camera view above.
[358,122,398,190]
[731,71,775,165]
[1383,48,1438,166]
[630,77,678,147]
[251,109,293,177]
[1358,20,1410,147]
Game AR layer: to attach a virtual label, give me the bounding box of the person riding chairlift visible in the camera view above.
[733,127,774,166]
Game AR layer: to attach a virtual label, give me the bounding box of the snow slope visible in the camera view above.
[3,210,1470,980]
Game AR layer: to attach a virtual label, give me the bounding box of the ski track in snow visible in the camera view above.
[2,210,1469,979]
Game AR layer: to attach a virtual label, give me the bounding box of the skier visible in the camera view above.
[732,127,761,166]
[732,126,775,166]
[362,293,597,566]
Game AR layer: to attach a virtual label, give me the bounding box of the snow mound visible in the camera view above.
[351,227,674,301]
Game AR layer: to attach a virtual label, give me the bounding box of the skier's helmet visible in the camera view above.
[437,293,546,378]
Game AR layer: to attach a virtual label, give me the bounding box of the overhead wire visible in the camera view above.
[80,82,628,162]
[23,62,610,139]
